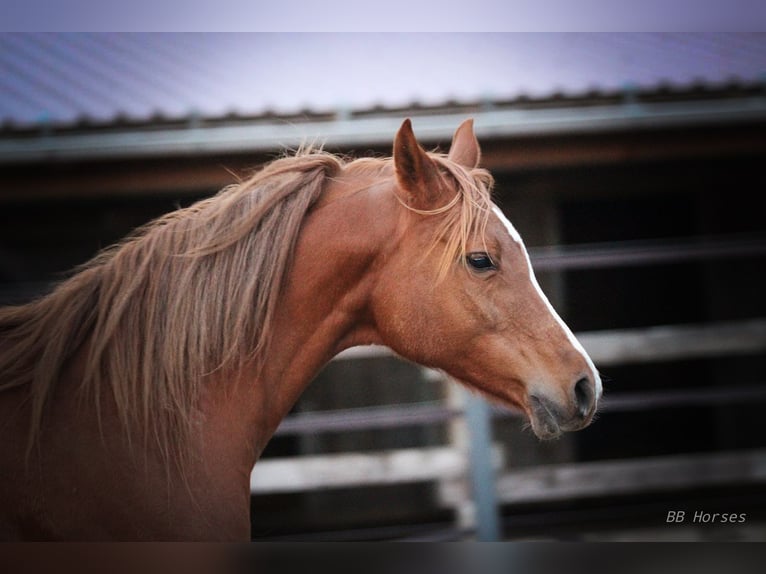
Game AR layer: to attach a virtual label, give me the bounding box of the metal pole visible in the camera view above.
[464,390,501,541]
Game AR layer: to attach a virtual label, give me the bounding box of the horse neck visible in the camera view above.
[225,175,398,461]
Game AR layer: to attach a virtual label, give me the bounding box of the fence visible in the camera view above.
[1,231,764,539]
[250,233,766,540]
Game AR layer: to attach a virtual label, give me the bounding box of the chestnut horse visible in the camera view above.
[0,119,600,540]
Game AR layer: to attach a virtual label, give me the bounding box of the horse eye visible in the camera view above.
[466,252,496,271]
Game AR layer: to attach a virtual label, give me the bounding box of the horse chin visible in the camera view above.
[528,395,563,440]
[454,376,566,440]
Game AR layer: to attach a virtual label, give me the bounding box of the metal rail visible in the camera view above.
[273,401,461,436]
[272,382,766,437]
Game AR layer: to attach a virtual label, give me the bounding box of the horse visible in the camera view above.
[0,118,600,540]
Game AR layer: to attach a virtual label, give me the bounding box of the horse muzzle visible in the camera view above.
[528,376,598,440]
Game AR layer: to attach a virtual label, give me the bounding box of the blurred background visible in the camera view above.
[1,33,765,541]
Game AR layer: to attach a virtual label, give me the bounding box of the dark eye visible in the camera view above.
[466,252,496,271]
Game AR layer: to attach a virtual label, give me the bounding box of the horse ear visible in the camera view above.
[448,118,481,169]
[394,118,442,210]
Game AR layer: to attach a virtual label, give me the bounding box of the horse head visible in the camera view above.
[371,119,601,439]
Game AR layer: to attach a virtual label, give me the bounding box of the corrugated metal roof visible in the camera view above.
[1,33,765,130]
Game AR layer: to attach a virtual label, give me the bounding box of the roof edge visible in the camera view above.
[1,95,765,164]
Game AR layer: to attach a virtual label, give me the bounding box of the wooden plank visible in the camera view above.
[250,446,504,494]
[250,447,465,493]
[579,319,766,367]
[496,449,766,504]
[333,345,393,361]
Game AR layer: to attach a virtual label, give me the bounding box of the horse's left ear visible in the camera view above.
[448,118,481,169]
[394,118,443,210]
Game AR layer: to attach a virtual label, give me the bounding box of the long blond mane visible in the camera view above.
[0,148,494,466]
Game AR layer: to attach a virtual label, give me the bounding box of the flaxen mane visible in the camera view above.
[0,148,494,466]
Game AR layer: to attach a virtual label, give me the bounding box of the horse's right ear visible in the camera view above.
[448,118,481,169]
[394,119,442,211]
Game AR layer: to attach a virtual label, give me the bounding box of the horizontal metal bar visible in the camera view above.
[492,383,766,418]
[271,382,766,437]
[273,401,461,436]
[2,96,765,163]
[596,383,766,413]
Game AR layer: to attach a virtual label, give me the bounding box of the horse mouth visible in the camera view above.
[527,393,597,440]
[455,377,589,441]
[528,395,563,440]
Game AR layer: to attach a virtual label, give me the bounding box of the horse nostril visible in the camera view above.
[574,376,594,419]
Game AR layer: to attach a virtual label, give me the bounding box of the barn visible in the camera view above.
[1,33,765,540]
